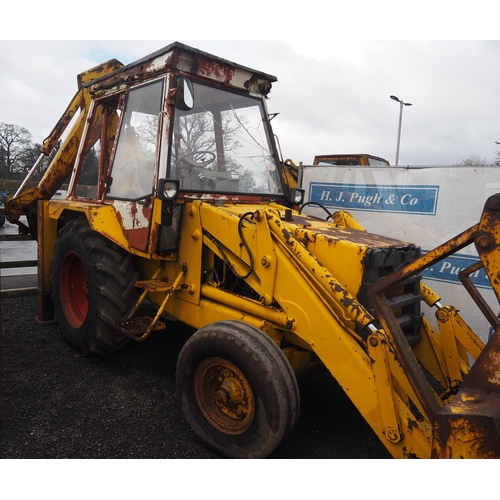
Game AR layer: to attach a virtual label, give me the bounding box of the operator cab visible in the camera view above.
[67,42,291,254]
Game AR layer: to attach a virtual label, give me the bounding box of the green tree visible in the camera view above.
[79,144,100,186]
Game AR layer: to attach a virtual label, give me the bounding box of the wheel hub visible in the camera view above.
[216,377,244,404]
[194,357,255,435]
[60,251,89,329]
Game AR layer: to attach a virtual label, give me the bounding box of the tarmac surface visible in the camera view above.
[0,294,392,459]
[0,218,391,459]
[0,217,37,294]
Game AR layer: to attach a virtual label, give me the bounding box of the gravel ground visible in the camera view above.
[0,294,391,459]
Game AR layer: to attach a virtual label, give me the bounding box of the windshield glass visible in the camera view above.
[368,158,390,166]
[169,82,282,195]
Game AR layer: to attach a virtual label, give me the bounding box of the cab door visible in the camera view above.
[105,79,164,252]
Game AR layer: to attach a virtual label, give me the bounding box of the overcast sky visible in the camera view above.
[2,38,499,166]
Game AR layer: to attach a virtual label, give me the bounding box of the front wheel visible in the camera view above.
[176,321,300,458]
[52,218,139,355]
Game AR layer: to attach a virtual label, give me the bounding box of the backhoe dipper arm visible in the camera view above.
[5,59,123,231]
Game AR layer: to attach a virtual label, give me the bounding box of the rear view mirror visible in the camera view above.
[175,77,194,111]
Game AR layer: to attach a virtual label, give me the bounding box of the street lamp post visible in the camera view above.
[390,95,412,166]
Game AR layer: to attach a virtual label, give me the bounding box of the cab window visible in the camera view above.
[107,80,164,200]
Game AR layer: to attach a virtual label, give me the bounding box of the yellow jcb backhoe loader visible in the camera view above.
[6,42,500,458]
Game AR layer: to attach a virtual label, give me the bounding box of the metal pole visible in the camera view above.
[395,101,403,166]
[298,161,303,188]
[13,152,46,198]
[390,95,412,166]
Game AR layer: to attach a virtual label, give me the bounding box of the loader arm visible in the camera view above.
[179,202,443,457]
[368,194,500,458]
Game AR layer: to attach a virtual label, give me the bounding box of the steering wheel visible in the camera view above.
[177,151,216,169]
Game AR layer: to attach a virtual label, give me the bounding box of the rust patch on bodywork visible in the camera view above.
[196,54,235,84]
[114,201,152,252]
[476,194,500,299]
[432,388,500,458]
[461,326,500,393]
[282,212,415,250]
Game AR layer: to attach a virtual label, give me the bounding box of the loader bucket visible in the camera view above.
[432,326,500,458]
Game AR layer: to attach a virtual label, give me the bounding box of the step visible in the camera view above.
[135,279,174,292]
[116,316,166,337]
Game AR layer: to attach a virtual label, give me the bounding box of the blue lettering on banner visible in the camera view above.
[308,182,439,215]
[420,252,491,290]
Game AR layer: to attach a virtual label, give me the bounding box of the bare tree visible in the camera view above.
[455,154,490,166]
[0,122,33,179]
[494,149,500,167]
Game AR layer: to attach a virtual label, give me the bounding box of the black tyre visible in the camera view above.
[0,214,5,226]
[52,218,139,355]
[176,321,300,458]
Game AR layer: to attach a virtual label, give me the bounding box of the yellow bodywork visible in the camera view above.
[35,172,500,459]
[40,194,488,458]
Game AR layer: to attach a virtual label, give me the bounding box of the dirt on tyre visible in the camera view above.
[52,218,139,355]
[176,321,300,458]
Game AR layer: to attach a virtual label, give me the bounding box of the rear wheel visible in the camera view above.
[52,218,139,355]
[176,321,300,458]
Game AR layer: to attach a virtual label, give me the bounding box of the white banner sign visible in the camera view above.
[302,165,500,343]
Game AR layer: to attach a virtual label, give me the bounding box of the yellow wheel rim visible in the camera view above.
[194,357,255,435]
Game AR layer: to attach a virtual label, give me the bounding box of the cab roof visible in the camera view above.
[85,42,278,95]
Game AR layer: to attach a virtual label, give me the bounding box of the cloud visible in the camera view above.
[1,40,499,166]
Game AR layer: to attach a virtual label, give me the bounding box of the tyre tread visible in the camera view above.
[176,320,300,458]
[52,218,139,355]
